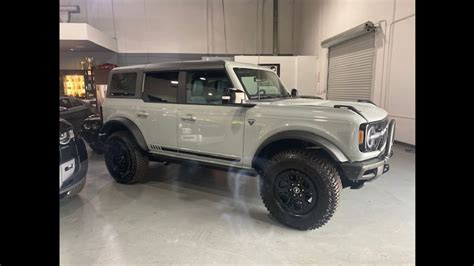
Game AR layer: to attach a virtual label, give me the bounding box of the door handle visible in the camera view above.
[136,111,149,117]
[181,115,197,121]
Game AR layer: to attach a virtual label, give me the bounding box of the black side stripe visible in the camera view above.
[160,147,240,162]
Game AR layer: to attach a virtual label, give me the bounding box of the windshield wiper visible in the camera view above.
[250,94,290,100]
[257,95,282,99]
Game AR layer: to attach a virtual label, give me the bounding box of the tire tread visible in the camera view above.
[260,149,342,230]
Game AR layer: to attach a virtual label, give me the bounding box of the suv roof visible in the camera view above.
[110,60,274,72]
[111,60,227,72]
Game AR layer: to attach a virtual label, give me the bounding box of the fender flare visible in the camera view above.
[252,131,349,166]
[99,117,148,151]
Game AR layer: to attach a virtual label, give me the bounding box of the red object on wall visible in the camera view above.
[96,63,118,70]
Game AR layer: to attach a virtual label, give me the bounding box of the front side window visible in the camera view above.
[233,68,289,99]
[110,73,137,96]
[185,70,233,104]
[143,72,179,103]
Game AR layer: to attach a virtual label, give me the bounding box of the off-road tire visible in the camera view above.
[260,149,342,230]
[104,131,149,184]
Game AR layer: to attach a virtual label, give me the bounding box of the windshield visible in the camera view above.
[233,68,290,99]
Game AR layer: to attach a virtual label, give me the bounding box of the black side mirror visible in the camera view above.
[291,88,298,97]
[222,88,246,104]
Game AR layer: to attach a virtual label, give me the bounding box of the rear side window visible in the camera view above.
[109,73,137,96]
[143,72,179,103]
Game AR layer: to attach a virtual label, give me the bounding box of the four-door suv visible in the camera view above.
[99,60,395,230]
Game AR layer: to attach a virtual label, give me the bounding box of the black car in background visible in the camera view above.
[59,96,95,131]
[81,114,104,153]
[60,118,88,199]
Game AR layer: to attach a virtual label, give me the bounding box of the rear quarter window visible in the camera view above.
[109,73,137,97]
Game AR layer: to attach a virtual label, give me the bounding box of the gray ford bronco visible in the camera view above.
[99,60,395,230]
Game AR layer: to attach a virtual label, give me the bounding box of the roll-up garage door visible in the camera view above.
[327,33,375,101]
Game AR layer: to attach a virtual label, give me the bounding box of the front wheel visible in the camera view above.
[104,131,149,184]
[260,149,342,230]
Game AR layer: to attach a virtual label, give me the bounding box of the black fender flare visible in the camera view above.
[99,117,148,151]
[252,131,349,166]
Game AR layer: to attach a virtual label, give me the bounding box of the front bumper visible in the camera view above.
[81,115,103,148]
[340,119,396,181]
[340,155,390,181]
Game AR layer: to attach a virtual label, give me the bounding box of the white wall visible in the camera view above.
[296,56,318,96]
[60,0,295,55]
[234,55,318,96]
[385,15,415,144]
[294,0,415,145]
[60,23,118,52]
[293,0,320,56]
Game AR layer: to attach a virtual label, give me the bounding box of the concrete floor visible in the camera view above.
[60,144,415,265]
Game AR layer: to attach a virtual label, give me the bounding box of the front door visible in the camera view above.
[177,70,246,165]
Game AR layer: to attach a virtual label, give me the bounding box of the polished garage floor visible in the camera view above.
[60,144,415,265]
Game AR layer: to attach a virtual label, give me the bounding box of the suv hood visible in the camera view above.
[253,98,388,122]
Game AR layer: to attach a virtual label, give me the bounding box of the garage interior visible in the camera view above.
[60,0,415,264]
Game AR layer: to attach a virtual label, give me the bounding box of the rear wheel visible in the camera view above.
[104,131,149,184]
[260,149,342,230]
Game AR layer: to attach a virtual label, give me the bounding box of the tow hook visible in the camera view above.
[383,164,389,173]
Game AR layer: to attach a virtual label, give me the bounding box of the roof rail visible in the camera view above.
[357,99,377,106]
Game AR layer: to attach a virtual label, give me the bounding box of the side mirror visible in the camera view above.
[222,88,246,104]
[291,88,298,97]
[60,106,68,112]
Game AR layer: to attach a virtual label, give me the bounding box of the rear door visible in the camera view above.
[135,71,180,152]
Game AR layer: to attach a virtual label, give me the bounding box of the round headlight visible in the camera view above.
[59,129,74,145]
[83,123,91,130]
[365,125,377,150]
